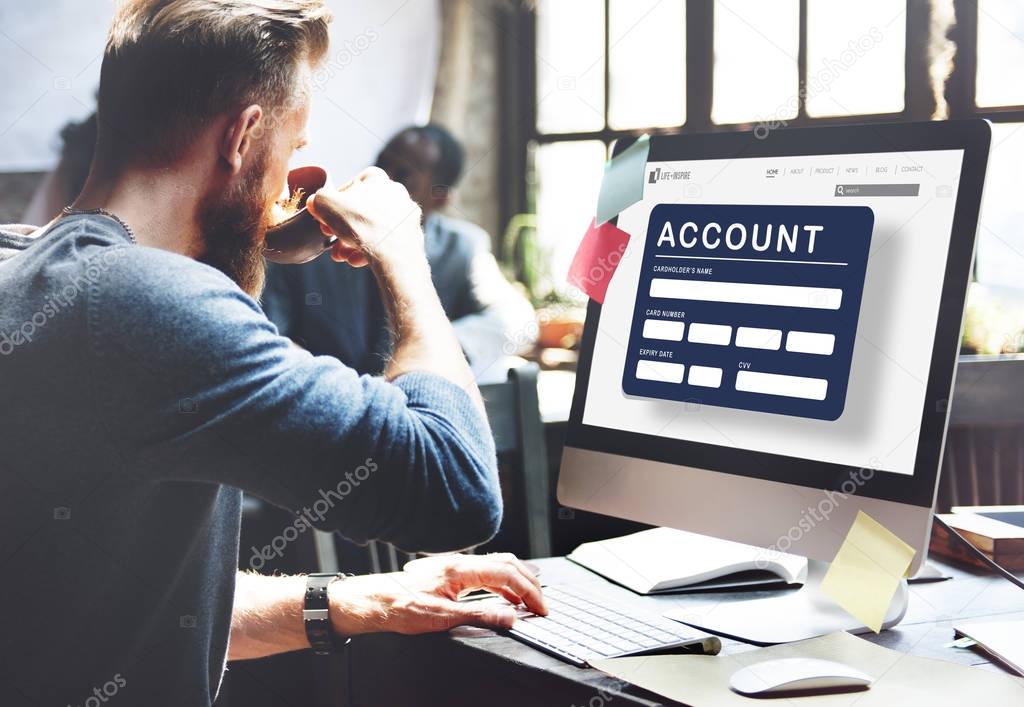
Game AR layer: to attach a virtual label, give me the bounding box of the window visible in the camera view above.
[532,140,607,298]
[525,0,1024,318]
[805,0,905,117]
[535,0,605,134]
[712,0,798,125]
[974,123,1024,290]
[531,0,689,302]
[976,0,1024,108]
[608,0,687,130]
[965,0,1024,348]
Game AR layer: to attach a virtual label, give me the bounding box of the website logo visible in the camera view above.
[648,167,691,184]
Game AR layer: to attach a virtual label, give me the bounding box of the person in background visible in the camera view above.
[262,124,536,382]
[25,114,536,383]
[22,111,98,225]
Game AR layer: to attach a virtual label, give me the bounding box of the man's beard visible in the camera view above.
[197,149,272,298]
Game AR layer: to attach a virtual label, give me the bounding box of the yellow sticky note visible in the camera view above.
[819,510,916,633]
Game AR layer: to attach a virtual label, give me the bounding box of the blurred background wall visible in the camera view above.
[0,0,441,222]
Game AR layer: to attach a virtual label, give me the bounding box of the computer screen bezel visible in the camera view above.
[564,119,991,509]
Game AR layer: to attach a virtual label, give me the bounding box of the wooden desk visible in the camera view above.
[347,557,1023,706]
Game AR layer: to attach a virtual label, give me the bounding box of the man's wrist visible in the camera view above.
[370,247,432,291]
[326,573,381,637]
[370,253,443,335]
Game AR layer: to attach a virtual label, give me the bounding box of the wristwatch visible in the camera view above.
[304,572,352,655]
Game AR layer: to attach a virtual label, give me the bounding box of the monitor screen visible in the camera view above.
[582,149,966,479]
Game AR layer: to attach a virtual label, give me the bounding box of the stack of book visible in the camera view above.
[930,505,1024,570]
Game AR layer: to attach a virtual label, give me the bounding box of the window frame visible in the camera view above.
[521,0,1024,164]
[511,0,1024,284]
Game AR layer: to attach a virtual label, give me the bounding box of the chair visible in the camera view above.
[479,361,553,558]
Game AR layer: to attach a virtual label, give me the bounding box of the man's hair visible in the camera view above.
[411,124,465,188]
[96,0,331,168]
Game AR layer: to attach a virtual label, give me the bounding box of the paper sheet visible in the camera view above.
[566,218,631,304]
[819,510,916,633]
[591,631,1024,707]
[596,134,650,224]
[956,619,1024,675]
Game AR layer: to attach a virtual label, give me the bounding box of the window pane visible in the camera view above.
[976,123,1024,290]
[533,140,608,299]
[977,0,1024,107]
[536,0,605,133]
[805,0,905,117]
[608,0,686,130]
[712,0,798,125]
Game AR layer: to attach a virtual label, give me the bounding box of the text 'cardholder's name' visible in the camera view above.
[622,203,874,421]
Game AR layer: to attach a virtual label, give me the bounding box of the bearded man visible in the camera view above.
[0,1,543,705]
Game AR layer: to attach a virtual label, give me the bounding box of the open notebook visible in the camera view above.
[568,527,807,595]
[955,619,1024,676]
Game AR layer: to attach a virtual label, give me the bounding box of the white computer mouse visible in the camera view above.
[729,658,874,696]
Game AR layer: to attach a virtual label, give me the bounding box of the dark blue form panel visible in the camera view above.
[622,203,874,421]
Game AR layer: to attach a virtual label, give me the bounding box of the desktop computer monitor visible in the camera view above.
[558,120,991,606]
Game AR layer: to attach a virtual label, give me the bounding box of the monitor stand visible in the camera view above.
[664,559,909,645]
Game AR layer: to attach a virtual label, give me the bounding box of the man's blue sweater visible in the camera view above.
[0,214,501,706]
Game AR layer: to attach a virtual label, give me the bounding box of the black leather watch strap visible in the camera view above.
[304,572,351,656]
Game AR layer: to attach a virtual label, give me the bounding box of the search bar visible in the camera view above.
[834,183,920,197]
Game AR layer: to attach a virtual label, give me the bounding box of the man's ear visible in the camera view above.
[220,105,263,175]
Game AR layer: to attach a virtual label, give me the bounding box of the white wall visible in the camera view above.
[301,1,440,178]
[0,1,107,172]
[0,0,439,177]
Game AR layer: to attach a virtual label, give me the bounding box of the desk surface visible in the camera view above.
[349,556,1023,707]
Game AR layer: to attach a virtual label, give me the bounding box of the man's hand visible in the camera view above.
[306,166,424,270]
[329,553,546,636]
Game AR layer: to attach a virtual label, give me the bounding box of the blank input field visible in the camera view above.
[735,370,828,400]
[636,360,685,384]
[650,278,843,310]
[688,365,723,388]
[643,319,685,341]
[688,322,732,345]
[735,327,782,350]
[786,331,836,355]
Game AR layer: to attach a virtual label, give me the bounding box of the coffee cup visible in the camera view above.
[265,165,335,264]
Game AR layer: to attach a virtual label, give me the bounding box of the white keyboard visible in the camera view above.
[507,584,720,667]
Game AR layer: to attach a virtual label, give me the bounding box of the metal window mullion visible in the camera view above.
[946,0,978,119]
[603,0,611,131]
[906,0,934,120]
[798,0,808,119]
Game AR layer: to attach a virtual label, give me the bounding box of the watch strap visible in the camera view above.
[304,572,351,655]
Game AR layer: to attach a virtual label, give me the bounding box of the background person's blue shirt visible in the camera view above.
[0,214,501,707]
[262,211,537,381]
